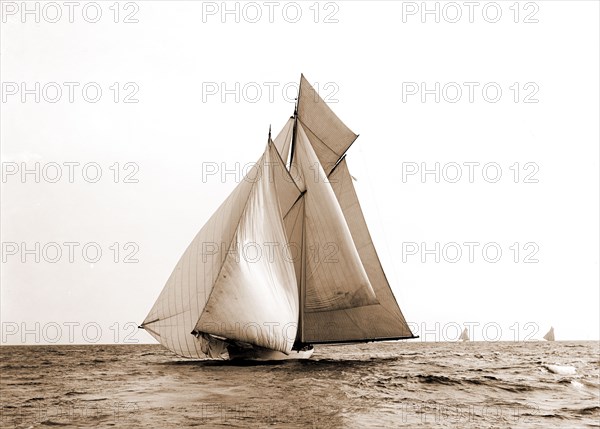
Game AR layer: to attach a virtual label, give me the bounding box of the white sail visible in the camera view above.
[302,158,414,343]
[194,143,300,353]
[141,143,299,357]
[291,122,378,314]
[459,328,469,341]
[140,162,259,358]
[282,197,304,287]
[543,327,555,341]
[297,74,357,175]
[141,74,416,358]
[273,117,295,166]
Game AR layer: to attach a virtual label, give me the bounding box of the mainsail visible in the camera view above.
[459,328,469,341]
[141,74,415,358]
[543,327,555,341]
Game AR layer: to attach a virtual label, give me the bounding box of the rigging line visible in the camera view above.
[334,158,409,324]
[354,147,410,323]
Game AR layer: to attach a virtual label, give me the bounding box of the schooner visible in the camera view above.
[140,75,416,360]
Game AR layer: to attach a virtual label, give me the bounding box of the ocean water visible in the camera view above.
[1,341,598,428]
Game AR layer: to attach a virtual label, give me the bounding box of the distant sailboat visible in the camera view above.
[459,328,469,342]
[543,327,555,341]
[139,75,416,360]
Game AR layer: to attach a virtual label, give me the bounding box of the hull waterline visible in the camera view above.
[227,345,314,361]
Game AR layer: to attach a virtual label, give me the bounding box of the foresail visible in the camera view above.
[194,143,300,353]
[140,158,259,358]
[271,133,303,218]
[273,123,305,288]
[273,117,295,166]
[297,74,358,175]
[292,123,378,316]
[302,158,415,343]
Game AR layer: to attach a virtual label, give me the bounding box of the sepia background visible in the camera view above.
[1,1,598,344]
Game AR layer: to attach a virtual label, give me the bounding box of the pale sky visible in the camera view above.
[1,1,598,345]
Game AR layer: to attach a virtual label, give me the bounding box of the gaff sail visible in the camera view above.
[141,74,416,358]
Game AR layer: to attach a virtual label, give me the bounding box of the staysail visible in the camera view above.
[141,142,300,357]
[194,143,301,354]
[139,162,259,358]
[543,327,555,341]
[273,117,295,166]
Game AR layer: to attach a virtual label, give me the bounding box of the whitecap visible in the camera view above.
[545,364,577,375]
[571,380,584,389]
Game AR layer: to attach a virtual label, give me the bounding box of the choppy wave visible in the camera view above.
[1,341,599,428]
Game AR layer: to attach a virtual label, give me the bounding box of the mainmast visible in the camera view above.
[290,78,302,348]
[288,76,301,168]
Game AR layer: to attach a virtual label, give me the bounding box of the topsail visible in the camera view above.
[141,75,416,359]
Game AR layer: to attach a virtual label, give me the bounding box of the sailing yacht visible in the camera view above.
[543,327,555,342]
[459,328,470,342]
[140,75,416,360]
